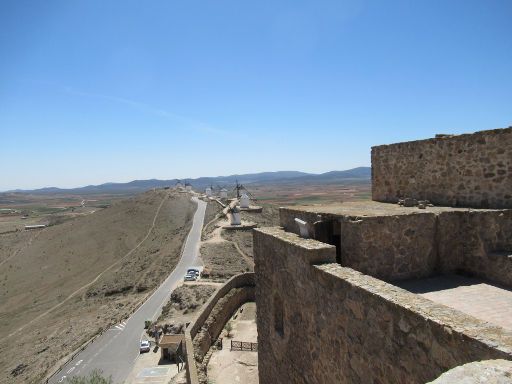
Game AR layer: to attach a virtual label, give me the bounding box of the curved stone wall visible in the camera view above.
[184,272,255,384]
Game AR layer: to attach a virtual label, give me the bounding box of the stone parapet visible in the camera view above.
[254,227,512,384]
[279,204,512,285]
[372,127,512,208]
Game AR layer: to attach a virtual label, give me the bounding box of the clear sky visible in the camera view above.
[1,0,511,190]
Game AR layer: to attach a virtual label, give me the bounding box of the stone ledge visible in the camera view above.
[254,227,336,251]
[428,359,512,383]
[316,263,512,356]
[372,126,512,150]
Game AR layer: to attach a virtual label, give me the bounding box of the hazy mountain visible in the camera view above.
[4,167,370,195]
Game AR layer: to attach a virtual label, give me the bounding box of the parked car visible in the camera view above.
[187,268,200,277]
[184,273,197,281]
[140,340,151,353]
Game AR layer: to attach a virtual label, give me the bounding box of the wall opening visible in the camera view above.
[274,295,284,337]
[313,219,342,263]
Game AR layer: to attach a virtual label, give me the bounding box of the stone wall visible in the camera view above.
[184,273,255,384]
[280,207,512,285]
[465,210,512,286]
[372,127,512,208]
[337,214,437,280]
[254,227,512,384]
[280,207,439,281]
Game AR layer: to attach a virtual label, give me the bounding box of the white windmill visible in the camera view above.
[232,180,257,209]
[227,205,241,226]
[240,193,250,209]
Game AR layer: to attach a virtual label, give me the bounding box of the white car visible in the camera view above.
[184,273,197,281]
[140,340,151,353]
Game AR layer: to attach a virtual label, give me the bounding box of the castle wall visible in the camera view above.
[280,208,438,281]
[280,207,512,285]
[371,127,512,208]
[337,214,437,280]
[254,227,512,384]
[459,210,512,288]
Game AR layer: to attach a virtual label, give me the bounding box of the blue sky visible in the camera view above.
[1,0,511,190]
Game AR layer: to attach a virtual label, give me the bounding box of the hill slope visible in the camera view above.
[0,190,195,383]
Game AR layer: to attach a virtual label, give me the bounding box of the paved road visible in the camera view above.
[49,196,207,384]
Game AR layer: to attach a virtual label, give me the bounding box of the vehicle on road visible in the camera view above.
[187,268,200,277]
[184,273,197,281]
[140,340,151,353]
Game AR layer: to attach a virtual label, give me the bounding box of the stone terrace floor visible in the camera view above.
[397,274,512,331]
[281,201,505,218]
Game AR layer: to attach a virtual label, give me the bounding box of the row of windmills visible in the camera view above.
[205,186,228,199]
[201,180,262,228]
[175,180,192,192]
[173,178,261,228]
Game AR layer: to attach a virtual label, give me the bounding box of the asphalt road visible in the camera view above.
[49,196,207,384]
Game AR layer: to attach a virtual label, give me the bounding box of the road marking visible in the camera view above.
[67,367,75,374]
[58,376,66,382]
[76,360,83,366]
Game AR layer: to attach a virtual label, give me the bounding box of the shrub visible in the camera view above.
[66,369,112,384]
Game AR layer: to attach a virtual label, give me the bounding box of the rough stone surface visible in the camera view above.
[280,204,512,284]
[429,359,512,383]
[254,228,512,384]
[372,127,512,208]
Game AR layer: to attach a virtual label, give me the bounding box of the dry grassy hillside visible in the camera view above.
[0,189,195,384]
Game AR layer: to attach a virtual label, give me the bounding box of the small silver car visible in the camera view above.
[140,340,151,353]
[184,273,197,281]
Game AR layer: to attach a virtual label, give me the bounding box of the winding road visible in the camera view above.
[49,196,207,384]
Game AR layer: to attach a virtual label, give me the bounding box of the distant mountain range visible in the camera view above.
[4,167,371,195]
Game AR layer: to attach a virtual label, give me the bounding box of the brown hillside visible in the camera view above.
[0,189,195,383]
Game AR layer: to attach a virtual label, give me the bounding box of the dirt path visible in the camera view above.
[203,215,254,267]
[232,240,254,268]
[6,194,169,339]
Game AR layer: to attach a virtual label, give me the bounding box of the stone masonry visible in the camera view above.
[372,127,512,208]
[254,228,512,384]
[280,203,512,284]
[253,127,512,383]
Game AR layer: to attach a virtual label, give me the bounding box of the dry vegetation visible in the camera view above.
[157,284,218,333]
[0,189,195,384]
